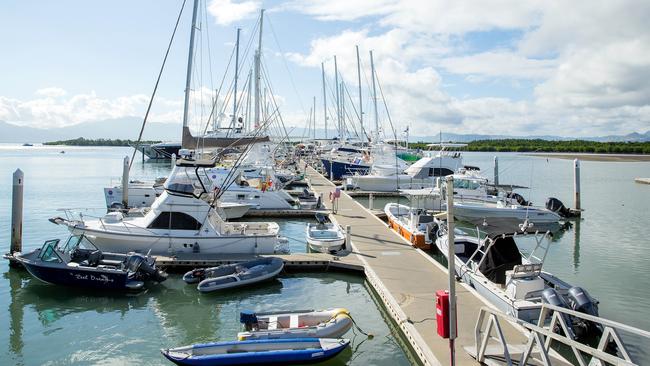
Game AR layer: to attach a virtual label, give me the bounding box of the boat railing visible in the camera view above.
[471,304,650,365]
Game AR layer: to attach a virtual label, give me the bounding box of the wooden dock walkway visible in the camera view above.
[305,166,532,366]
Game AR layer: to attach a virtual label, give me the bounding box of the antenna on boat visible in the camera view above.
[232,27,241,131]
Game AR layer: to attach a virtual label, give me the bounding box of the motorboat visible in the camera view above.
[384,203,438,250]
[433,221,602,339]
[15,234,167,291]
[182,257,284,292]
[452,200,562,232]
[161,338,350,366]
[237,308,353,340]
[305,215,345,253]
[52,159,284,256]
[348,143,470,192]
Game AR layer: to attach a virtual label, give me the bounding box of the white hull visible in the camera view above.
[350,175,438,192]
[306,223,346,253]
[306,237,346,253]
[453,202,561,224]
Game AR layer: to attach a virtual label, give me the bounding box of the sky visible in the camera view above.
[1,0,649,138]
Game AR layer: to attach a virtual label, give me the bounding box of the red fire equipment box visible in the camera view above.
[436,290,450,338]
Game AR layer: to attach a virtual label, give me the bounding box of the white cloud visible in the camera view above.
[35,87,68,98]
[208,0,260,26]
[284,0,650,137]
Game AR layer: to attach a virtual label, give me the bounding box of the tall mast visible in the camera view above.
[370,50,379,143]
[334,55,340,137]
[181,0,200,147]
[313,96,316,140]
[321,62,327,139]
[356,45,363,140]
[232,27,241,129]
[254,9,265,129]
[340,81,345,141]
[246,69,252,132]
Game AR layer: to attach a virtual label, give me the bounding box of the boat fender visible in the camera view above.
[240,310,258,331]
[328,308,350,321]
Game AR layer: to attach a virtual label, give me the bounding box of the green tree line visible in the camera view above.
[409,139,650,154]
[44,137,162,147]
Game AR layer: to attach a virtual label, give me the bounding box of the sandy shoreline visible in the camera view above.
[523,153,650,162]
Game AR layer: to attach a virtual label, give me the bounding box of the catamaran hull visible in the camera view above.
[68,227,279,256]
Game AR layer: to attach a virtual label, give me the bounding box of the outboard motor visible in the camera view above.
[541,288,576,338]
[240,310,259,331]
[126,253,167,282]
[507,192,530,206]
[545,197,571,217]
[567,287,602,338]
[427,222,439,243]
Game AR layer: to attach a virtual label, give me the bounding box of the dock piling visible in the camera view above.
[171,153,177,168]
[493,156,499,185]
[122,156,130,208]
[574,159,581,210]
[368,193,374,210]
[10,169,24,258]
[445,176,458,365]
[345,225,351,248]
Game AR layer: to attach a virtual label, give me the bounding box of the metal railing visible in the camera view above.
[473,304,650,365]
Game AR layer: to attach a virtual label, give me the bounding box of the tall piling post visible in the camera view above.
[345,225,351,249]
[574,159,581,210]
[171,153,177,169]
[10,169,24,257]
[368,193,374,210]
[122,156,130,208]
[493,156,499,186]
[445,176,457,366]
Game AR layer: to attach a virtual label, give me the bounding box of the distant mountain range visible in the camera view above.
[1,118,649,143]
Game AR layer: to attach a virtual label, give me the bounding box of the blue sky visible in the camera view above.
[1,0,649,138]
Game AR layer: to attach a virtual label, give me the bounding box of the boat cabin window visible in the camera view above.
[428,168,454,177]
[148,212,202,230]
[454,179,481,190]
[39,240,63,263]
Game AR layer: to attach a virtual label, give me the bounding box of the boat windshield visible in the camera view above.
[454,178,482,190]
[61,235,97,255]
[164,166,211,197]
[39,239,63,263]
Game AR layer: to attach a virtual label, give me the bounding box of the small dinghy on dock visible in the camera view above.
[161,338,350,366]
[16,234,167,291]
[182,257,284,293]
[237,308,353,340]
[305,214,346,253]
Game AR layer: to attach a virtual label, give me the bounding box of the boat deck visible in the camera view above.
[305,166,558,365]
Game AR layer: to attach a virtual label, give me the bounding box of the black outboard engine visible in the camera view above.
[567,286,602,338]
[507,192,530,206]
[240,310,259,331]
[125,253,167,282]
[541,288,576,338]
[545,197,571,217]
[427,222,439,242]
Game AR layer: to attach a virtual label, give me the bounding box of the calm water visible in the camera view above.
[358,152,650,362]
[0,145,414,366]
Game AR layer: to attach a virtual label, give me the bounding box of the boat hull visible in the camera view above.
[20,259,137,290]
[384,204,431,250]
[351,175,437,192]
[320,159,369,180]
[161,338,349,366]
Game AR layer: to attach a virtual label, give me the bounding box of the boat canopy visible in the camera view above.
[478,236,522,285]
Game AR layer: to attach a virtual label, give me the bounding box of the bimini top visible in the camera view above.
[175,157,218,168]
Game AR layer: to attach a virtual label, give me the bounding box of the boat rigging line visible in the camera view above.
[128,0,188,171]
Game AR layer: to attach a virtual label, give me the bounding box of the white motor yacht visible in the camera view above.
[54,159,284,256]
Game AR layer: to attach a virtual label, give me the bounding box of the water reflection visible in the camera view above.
[572,219,581,272]
[6,269,24,364]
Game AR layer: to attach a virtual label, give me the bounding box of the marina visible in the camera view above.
[2,1,650,365]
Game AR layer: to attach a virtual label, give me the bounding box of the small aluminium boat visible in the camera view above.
[305,214,346,253]
[237,308,353,340]
[161,338,350,366]
[16,234,167,291]
[182,257,284,293]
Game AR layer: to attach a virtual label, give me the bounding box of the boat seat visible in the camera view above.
[267,316,278,330]
[100,259,123,267]
[289,315,299,329]
[510,263,543,278]
[86,250,103,267]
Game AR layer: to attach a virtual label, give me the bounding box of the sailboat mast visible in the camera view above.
[254,9,265,129]
[321,62,327,139]
[334,55,340,137]
[370,50,379,143]
[340,81,345,140]
[356,45,363,140]
[181,0,200,147]
[232,27,241,129]
[313,96,316,140]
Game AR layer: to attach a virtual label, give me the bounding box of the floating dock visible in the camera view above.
[304,166,544,365]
